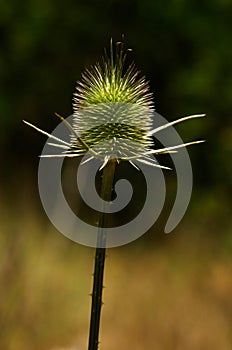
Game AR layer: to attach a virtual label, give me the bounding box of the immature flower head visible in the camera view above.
[23,40,205,169]
[69,41,155,165]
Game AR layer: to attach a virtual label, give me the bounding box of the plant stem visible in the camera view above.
[88,159,116,350]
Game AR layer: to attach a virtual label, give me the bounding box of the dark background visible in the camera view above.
[0,1,232,349]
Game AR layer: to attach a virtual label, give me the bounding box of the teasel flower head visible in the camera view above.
[23,40,205,170]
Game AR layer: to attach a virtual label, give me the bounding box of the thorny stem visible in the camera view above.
[88,159,117,350]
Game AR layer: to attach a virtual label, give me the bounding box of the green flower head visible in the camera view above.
[69,40,155,168]
[24,40,205,170]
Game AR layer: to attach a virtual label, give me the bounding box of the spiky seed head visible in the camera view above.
[71,40,154,160]
[23,40,205,169]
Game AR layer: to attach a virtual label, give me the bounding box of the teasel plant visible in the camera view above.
[24,39,205,349]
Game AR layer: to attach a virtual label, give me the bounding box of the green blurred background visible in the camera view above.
[0,0,232,349]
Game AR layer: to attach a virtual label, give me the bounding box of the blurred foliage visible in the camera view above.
[0,197,232,350]
[0,0,232,349]
[0,0,231,190]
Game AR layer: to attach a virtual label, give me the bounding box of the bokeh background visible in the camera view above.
[1,0,232,349]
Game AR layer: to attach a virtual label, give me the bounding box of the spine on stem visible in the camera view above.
[88,159,116,350]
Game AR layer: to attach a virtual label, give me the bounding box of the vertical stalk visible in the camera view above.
[88,159,116,350]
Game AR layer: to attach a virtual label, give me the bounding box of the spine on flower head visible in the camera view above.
[73,40,154,109]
